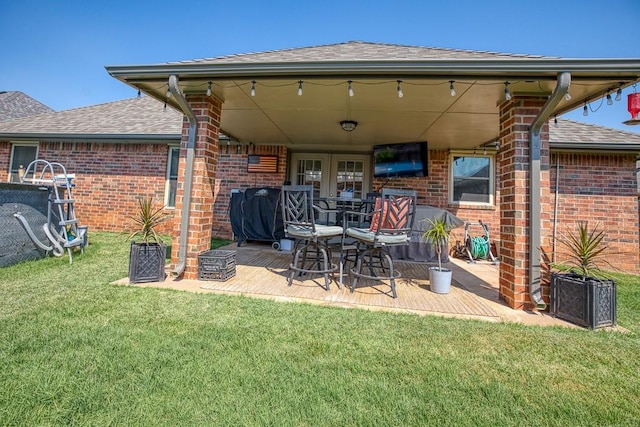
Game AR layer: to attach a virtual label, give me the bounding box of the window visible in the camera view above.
[449,153,494,205]
[9,143,38,182]
[165,146,180,208]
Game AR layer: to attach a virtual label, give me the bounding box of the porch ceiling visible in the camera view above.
[107,56,640,153]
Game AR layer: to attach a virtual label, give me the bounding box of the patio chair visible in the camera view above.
[344,188,417,298]
[280,185,344,290]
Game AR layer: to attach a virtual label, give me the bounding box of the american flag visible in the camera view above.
[247,155,278,173]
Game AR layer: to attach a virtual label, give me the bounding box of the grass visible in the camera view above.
[1,232,639,426]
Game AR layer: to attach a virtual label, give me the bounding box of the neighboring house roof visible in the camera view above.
[550,118,640,151]
[175,41,552,65]
[0,95,183,142]
[0,91,54,122]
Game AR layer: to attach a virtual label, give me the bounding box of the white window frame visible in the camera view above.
[8,142,39,182]
[448,151,495,207]
[164,145,180,208]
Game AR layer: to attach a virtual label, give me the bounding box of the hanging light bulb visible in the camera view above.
[554,116,558,127]
[297,80,303,96]
[137,89,141,99]
[397,80,404,98]
[504,81,512,101]
[449,80,456,97]
[206,81,212,97]
[615,86,622,102]
[163,100,167,111]
[165,86,171,98]
[583,103,588,116]
[606,92,613,106]
[250,80,256,97]
[483,147,487,155]
[348,80,354,97]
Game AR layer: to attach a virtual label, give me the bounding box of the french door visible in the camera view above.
[289,153,371,199]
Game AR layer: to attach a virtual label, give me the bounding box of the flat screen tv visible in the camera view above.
[373,141,428,178]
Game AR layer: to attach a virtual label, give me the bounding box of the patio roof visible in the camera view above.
[106,41,640,152]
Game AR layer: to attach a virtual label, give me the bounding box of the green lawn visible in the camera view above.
[1,232,639,426]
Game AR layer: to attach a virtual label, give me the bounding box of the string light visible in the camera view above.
[137,89,141,99]
[297,80,303,96]
[583,102,588,116]
[615,86,622,102]
[504,81,512,101]
[348,80,354,97]
[554,116,558,127]
[165,86,171,98]
[397,80,403,98]
[206,81,212,97]
[250,80,256,97]
[606,92,613,106]
[449,80,456,97]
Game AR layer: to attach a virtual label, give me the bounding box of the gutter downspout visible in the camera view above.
[529,71,571,310]
[168,74,197,277]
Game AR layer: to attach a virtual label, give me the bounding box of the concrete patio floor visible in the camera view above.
[122,241,575,328]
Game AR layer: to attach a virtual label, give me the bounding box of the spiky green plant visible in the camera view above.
[422,218,452,271]
[127,197,168,244]
[554,221,613,278]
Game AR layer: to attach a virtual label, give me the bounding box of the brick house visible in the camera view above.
[2,41,639,310]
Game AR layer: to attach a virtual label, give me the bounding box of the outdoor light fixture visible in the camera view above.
[449,80,456,97]
[348,80,354,97]
[298,80,303,96]
[340,120,358,132]
[606,92,613,106]
[137,89,141,99]
[206,81,212,97]
[615,86,623,102]
[250,80,256,97]
[504,81,512,101]
[397,80,404,98]
[165,86,171,98]
[583,103,589,116]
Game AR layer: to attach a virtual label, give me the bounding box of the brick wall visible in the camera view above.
[0,140,176,234]
[212,144,288,238]
[550,152,639,273]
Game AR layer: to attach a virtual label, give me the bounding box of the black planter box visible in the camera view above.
[550,272,617,329]
[129,242,166,283]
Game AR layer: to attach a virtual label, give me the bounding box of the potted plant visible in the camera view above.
[550,221,616,329]
[127,197,168,283]
[422,217,453,294]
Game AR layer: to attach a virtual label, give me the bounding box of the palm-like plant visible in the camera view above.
[422,218,452,271]
[127,197,168,244]
[554,221,612,278]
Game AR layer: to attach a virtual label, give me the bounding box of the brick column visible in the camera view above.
[498,96,551,310]
[172,95,222,279]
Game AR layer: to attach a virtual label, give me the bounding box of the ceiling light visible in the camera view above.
[449,80,456,97]
[397,80,404,98]
[340,120,358,132]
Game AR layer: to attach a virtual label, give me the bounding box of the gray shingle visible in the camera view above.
[171,41,551,65]
[0,91,54,122]
[0,95,182,136]
[551,118,640,144]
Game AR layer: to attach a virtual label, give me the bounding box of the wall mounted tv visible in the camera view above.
[373,141,428,178]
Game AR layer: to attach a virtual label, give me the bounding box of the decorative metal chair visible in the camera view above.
[280,185,344,290]
[344,188,417,298]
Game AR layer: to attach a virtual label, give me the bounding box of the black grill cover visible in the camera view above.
[229,188,285,246]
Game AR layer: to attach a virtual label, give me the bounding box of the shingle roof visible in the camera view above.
[0,95,182,137]
[0,91,54,122]
[551,119,640,145]
[173,41,552,65]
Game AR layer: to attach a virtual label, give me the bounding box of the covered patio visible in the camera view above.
[124,241,573,327]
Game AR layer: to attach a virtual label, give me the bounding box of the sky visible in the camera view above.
[1,0,639,132]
